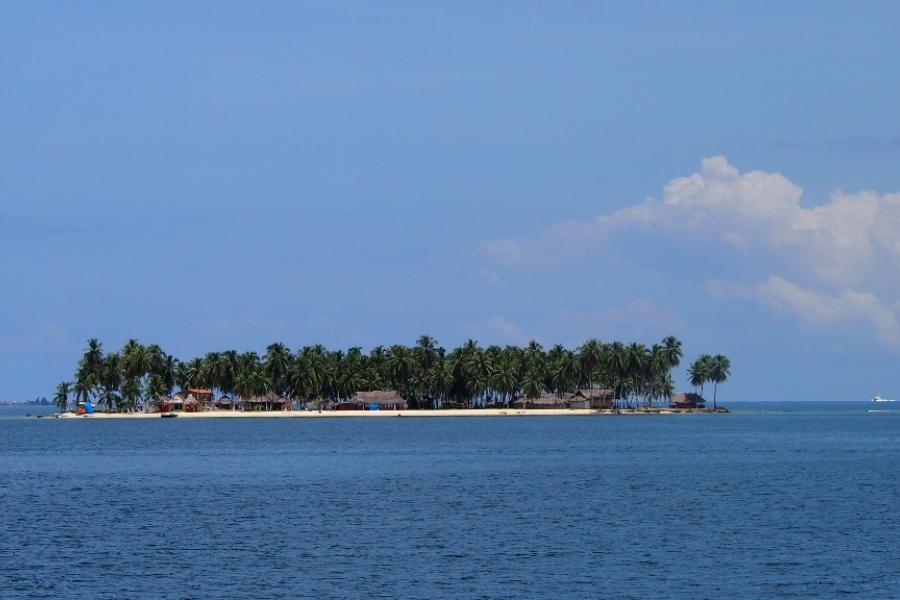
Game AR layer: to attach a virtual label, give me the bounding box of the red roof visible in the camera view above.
[188,388,213,394]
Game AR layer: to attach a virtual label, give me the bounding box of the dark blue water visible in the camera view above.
[2,404,899,599]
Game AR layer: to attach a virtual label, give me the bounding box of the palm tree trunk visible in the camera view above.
[713,382,718,410]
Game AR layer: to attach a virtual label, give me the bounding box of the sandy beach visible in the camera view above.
[53,408,713,419]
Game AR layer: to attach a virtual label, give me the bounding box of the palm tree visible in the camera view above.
[662,336,683,370]
[688,355,712,399]
[120,377,142,412]
[414,336,440,405]
[523,340,544,371]
[386,345,417,401]
[523,369,543,400]
[578,339,602,390]
[551,350,579,398]
[54,381,71,412]
[123,341,153,380]
[98,353,122,411]
[647,373,674,408]
[158,353,178,394]
[464,367,487,407]
[83,338,104,374]
[335,348,366,401]
[430,359,454,408]
[709,354,731,410]
[492,358,519,407]
[264,343,292,395]
[625,343,647,408]
[79,338,105,402]
[73,374,92,407]
[146,374,169,409]
[293,346,331,407]
[234,365,269,407]
[415,335,439,371]
[605,342,627,407]
[368,345,388,383]
[288,352,311,404]
[218,351,237,396]
[645,345,669,407]
[202,352,223,395]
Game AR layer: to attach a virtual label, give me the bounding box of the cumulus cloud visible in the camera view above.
[707,277,900,346]
[757,277,900,345]
[485,156,900,346]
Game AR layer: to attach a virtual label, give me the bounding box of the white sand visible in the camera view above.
[55,408,703,419]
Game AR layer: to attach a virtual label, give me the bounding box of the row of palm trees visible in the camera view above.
[54,336,730,412]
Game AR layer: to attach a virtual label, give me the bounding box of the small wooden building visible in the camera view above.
[241,391,292,411]
[155,395,183,412]
[512,394,566,409]
[188,388,214,409]
[568,389,614,409]
[670,392,705,409]
[337,390,407,410]
[215,396,236,410]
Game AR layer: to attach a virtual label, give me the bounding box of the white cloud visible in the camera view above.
[708,277,900,346]
[485,156,900,347]
[757,277,900,345]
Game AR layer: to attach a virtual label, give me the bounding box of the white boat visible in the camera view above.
[871,395,896,402]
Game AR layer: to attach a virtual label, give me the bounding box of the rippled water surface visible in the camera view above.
[2,403,899,599]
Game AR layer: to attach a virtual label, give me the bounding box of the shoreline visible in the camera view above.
[51,408,724,419]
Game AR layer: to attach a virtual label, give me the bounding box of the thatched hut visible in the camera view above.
[338,390,407,410]
[148,395,174,413]
[241,391,291,411]
[183,395,202,413]
[155,395,183,413]
[172,389,214,409]
[512,394,566,409]
[568,389,614,409]
[188,388,214,409]
[215,396,236,410]
[670,392,705,409]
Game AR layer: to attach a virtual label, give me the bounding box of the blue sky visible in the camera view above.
[2,2,899,401]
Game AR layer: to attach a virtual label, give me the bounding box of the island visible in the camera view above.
[51,336,731,417]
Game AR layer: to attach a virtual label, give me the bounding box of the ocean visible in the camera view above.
[1,403,898,599]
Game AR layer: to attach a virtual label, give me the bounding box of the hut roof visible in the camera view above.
[242,391,290,404]
[183,396,201,407]
[516,393,564,406]
[353,390,404,404]
[672,392,704,403]
[574,388,614,400]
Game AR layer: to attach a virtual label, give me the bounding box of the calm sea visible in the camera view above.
[1,403,898,599]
